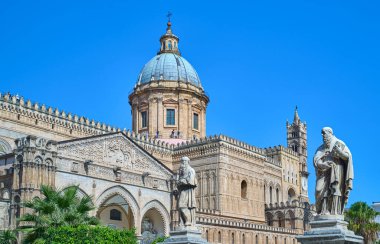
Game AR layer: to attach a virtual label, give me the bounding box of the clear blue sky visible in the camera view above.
[1,1,379,206]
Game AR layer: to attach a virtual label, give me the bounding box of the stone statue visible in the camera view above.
[176,156,197,228]
[313,127,353,215]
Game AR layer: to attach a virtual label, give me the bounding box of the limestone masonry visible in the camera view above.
[0,21,315,244]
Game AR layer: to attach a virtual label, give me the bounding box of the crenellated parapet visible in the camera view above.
[264,145,300,158]
[0,92,119,140]
[122,131,287,169]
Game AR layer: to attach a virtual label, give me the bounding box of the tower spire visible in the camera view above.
[293,105,300,124]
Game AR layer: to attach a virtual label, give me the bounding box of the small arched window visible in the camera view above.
[241,180,247,199]
[276,188,279,203]
[269,186,273,204]
[242,234,245,244]
[218,231,222,243]
[255,235,258,244]
[168,40,173,50]
[206,230,209,241]
[110,209,122,221]
[231,233,235,244]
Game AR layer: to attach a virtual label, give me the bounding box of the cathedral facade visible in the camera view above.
[0,21,314,244]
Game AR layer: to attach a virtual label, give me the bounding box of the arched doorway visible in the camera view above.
[141,208,165,242]
[140,201,170,244]
[97,194,134,229]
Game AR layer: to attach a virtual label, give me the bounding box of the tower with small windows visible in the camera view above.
[129,20,209,140]
[286,107,309,199]
[287,107,307,159]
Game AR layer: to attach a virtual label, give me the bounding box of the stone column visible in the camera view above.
[148,98,156,137]
[201,107,206,138]
[187,100,192,139]
[157,97,163,138]
[132,104,138,133]
[178,98,186,139]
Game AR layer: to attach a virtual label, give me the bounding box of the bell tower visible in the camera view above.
[286,107,309,200]
[287,106,307,158]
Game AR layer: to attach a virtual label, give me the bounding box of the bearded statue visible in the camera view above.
[313,127,353,215]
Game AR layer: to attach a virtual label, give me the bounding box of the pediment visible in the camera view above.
[192,103,203,111]
[57,133,172,179]
[162,98,178,104]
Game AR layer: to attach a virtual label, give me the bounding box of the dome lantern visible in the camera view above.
[158,20,180,56]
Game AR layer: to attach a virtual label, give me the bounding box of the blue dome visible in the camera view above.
[137,53,202,87]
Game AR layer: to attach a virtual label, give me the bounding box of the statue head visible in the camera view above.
[322,127,333,145]
[180,156,190,167]
[179,156,190,173]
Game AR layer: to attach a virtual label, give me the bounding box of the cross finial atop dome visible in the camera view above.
[158,14,180,55]
[167,11,172,22]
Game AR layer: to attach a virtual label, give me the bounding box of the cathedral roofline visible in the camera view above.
[1,91,300,161]
[0,92,120,136]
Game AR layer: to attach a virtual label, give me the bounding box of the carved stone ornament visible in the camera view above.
[58,133,172,179]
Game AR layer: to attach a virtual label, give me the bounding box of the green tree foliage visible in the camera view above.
[38,225,137,244]
[0,230,17,244]
[345,201,380,244]
[151,236,168,244]
[19,185,99,243]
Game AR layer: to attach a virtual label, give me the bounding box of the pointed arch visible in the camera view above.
[95,185,139,229]
[141,200,170,236]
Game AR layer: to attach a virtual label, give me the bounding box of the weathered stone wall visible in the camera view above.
[129,80,208,140]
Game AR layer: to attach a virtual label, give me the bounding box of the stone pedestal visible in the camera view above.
[297,215,363,244]
[163,227,209,244]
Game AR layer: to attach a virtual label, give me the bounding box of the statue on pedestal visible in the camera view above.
[163,156,209,244]
[176,156,197,228]
[297,127,363,244]
[313,127,354,216]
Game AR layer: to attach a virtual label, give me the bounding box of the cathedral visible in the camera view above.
[0,20,314,244]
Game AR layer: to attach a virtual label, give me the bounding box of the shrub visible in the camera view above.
[151,236,168,244]
[39,225,138,244]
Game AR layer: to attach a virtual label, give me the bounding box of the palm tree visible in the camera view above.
[19,185,99,243]
[345,201,380,244]
[0,230,17,244]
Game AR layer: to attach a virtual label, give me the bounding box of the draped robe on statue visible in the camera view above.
[314,136,353,215]
[178,167,197,210]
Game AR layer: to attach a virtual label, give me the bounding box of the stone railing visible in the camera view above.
[196,213,299,235]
